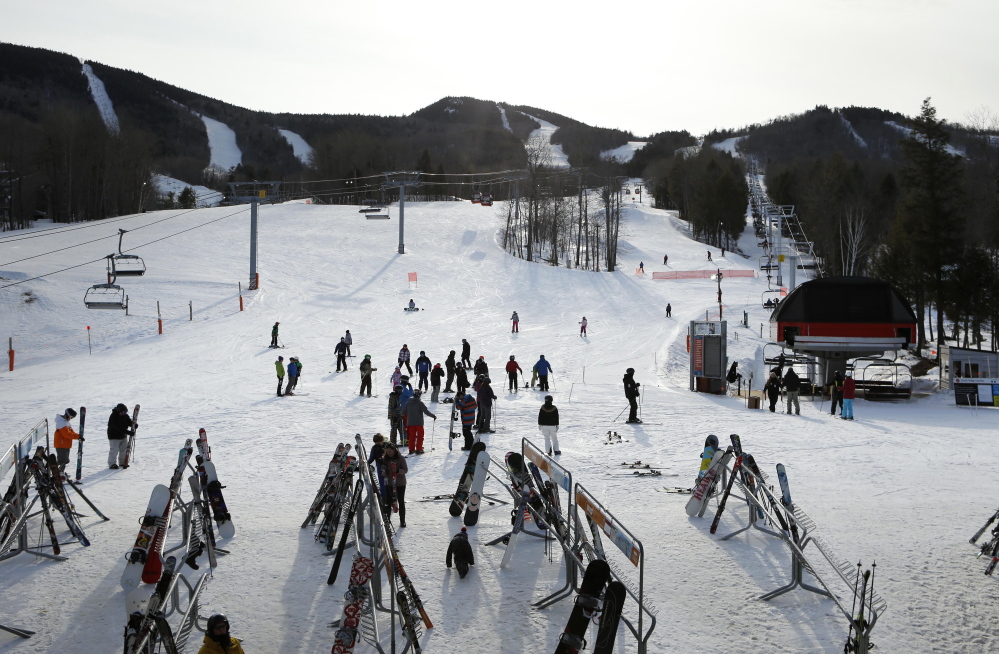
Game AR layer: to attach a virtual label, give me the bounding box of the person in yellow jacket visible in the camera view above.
[198,614,245,654]
[54,408,82,472]
[275,356,285,397]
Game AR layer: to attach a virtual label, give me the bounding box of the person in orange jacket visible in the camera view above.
[54,408,82,472]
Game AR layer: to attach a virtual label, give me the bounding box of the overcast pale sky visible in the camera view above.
[4,0,997,136]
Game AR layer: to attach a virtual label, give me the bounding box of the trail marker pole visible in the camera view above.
[86,327,91,355]
[157,301,163,335]
[249,199,258,289]
[8,337,14,370]
[239,282,244,311]
[189,301,193,321]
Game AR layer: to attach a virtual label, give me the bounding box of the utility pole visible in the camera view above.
[383,172,421,254]
[715,269,724,320]
[249,198,258,289]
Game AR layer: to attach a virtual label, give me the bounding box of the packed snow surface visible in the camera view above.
[277,128,314,164]
[81,62,120,134]
[600,141,647,163]
[519,112,570,168]
[710,136,745,156]
[152,174,223,207]
[198,115,242,170]
[497,105,512,132]
[1,195,997,653]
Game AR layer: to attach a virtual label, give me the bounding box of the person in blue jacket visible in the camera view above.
[534,355,553,392]
[415,350,432,392]
[398,382,415,432]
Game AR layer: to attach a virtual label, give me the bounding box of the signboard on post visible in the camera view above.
[689,321,727,393]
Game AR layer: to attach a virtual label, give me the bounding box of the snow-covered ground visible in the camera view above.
[152,174,224,208]
[1,195,997,653]
[838,112,868,149]
[497,105,512,132]
[81,62,120,134]
[600,141,647,163]
[277,128,314,164]
[198,116,242,170]
[886,120,964,157]
[519,112,570,168]
[710,135,745,156]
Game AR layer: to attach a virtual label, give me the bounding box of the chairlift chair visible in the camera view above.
[85,255,127,310]
[471,185,482,204]
[762,290,783,309]
[480,185,493,206]
[112,230,146,276]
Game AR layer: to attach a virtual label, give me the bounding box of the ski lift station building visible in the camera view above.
[770,276,917,383]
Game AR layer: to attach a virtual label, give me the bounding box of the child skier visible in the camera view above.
[446,527,475,579]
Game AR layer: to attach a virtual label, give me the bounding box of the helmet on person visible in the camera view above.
[478,355,484,359]
[414,389,422,396]
[544,395,553,403]
[626,368,635,374]
[540,355,545,358]
[420,350,425,355]
[483,377,491,383]
[65,408,77,419]
[364,354,371,359]
[207,614,229,633]
[403,344,408,348]
[394,385,403,392]
[450,350,456,355]
[509,355,515,360]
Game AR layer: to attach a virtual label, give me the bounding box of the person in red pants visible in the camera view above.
[403,389,436,454]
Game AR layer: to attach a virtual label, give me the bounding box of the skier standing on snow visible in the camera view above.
[446,527,475,579]
[106,403,132,469]
[455,392,477,450]
[275,356,285,396]
[334,338,349,372]
[473,355,489,377]
[639,261,644,272]
[391,366,402,389]
[403,389,436,454]
[511,311,520,333]
[285,357,301,395]
[538,395,561,455]
[198,614,245,654]
[666,303,672,318]
[444,350,457,393]
[379,443,408,527]
[455,365,470,397]
[344,330,352,357]
[663,253,668,265]
[430,363,445,403]
[505,355,523,392]
[783,368,801,415]
[579,317,588,337]
[476,377,497,433]
[623,368,642,423]
[398,344,413,375]
[415,350,432,392]
[270,322,280,348]
[461,339,472,370]
[359,354,376,397]
[387,386,403,445]
[398,380,414,432]
[54,408,81,473]
[829,370,844,416]
[841,372,856,420]
[764,371,781,413]
[707,250,712,262]
[535,355,553,392]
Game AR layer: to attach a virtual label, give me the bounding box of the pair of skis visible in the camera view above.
[330,553,375,654]
[26,448,90,551]
[124,556,179,654]
[554,559,626,654]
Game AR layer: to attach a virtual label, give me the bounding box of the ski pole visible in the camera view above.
[550,373,556,391]
[613,405,628,422]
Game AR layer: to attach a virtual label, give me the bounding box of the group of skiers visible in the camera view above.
[50,404,137,474]
[274,355,303,397]
[760,359,857,420]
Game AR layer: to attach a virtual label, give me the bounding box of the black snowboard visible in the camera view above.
[449,442,486,516]
[593,580,626,654]
[555,559,610,654]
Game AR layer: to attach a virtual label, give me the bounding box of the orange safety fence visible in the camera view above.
[652,270,756,280]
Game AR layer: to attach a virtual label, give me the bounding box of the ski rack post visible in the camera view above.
[718,462,885,653]
[483,453,547,548]
[574,483,657,654]
[129,569,207,654]
[716,460,784,542]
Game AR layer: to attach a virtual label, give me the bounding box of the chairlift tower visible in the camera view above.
[383,172,420,254]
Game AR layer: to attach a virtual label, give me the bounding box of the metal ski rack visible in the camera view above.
[484,452,547,549]
[129,569,208,653]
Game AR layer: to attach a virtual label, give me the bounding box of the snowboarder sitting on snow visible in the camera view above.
[623,368,641,423]
[446,527,475,579]
[107,403,132,469]
[416,350,432,392]
[54,408,81,473]
[198,614,245,654]
[270,322,280,348]
[408,299,416,310]
[505,355,523,392]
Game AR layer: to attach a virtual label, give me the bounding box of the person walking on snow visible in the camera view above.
[404,389,436,454]
[455,392,477,450]
[639,261,644,272]
[106,403,133,469]
[270,322,280,348]
[54,408,81,472]
[476,377,497,433]
[538,395,561,455]
[344,330,352,357]
[446,527,475,579]
[841,372,856,420]
[430,363,445,402]
[783,368,801,415]
[387,386,403,445]
[505,355,523,392]
[666,303,672,318]
[379,443,408,527]
[663,253,668,265]
[579,317,588,337]
[707,250,712,262]
[623,368,642,423]
[511,311,520,333]
[444,351,457,393]
[334,338,349,372]
[398,344,413,375]
[415,350,432,392]
[359,355,376,397]
[461,339,472,370]
[535,355,553,392]
[764,371,781,413]
[275,356,285,396]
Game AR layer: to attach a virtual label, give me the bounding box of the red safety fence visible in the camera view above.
[652,270,756,280]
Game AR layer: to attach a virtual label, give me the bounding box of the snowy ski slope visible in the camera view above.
[0,194,997,653]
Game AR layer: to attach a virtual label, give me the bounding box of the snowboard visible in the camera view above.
[775,463,800,543]
[200,459,235,539]
[75,406,85,481]
[121,484,171,591]
[449,442,485,516]
[331,554,375,654]
[593,580,626,654]
[123,404,140,468]
[463,450,491,527]
[555,559,610,654]
[142,442,192,584]
[696,434,719,483]
[685,447,733,517]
